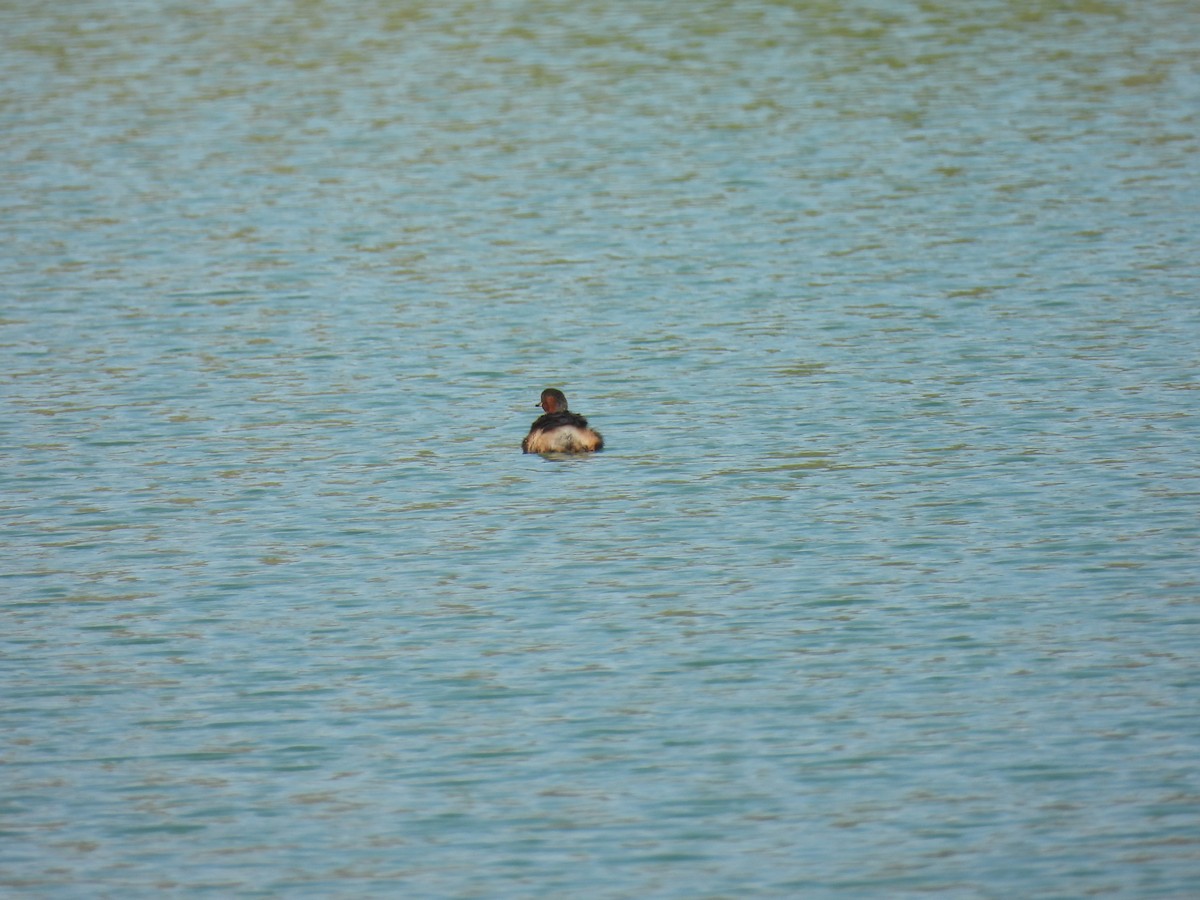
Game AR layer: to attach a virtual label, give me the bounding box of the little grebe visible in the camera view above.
[522,388,604,454]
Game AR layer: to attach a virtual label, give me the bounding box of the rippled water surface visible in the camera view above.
[3,0,1199,896]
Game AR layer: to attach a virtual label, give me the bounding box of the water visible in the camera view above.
[3,0,1199,896]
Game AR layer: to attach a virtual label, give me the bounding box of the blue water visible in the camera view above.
[3,1,1199,896]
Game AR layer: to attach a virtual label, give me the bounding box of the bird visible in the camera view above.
[522,388,604,454]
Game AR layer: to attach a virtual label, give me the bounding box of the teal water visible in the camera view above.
[3,1,1199,896]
